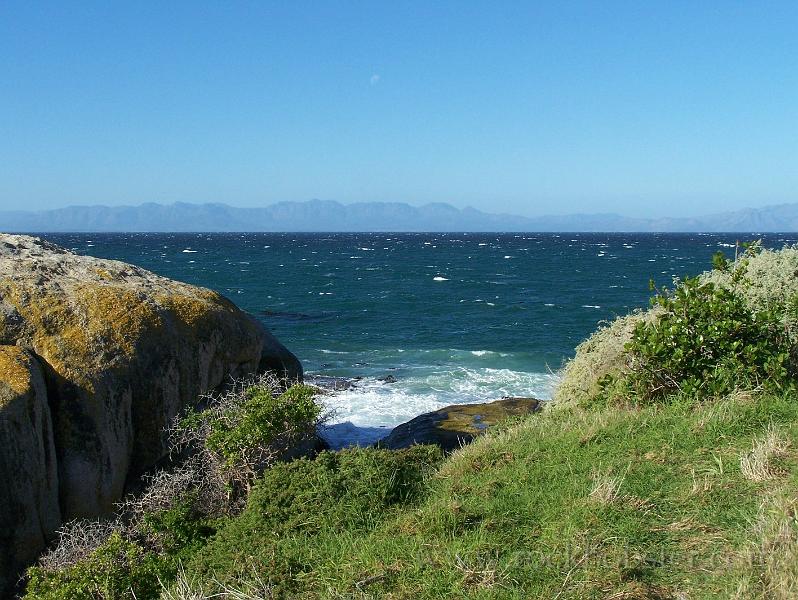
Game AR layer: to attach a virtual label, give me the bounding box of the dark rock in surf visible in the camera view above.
[377,397,541,452]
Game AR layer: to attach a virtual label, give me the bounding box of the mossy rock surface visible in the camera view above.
[0,234,301,542]
[378,397,541,451]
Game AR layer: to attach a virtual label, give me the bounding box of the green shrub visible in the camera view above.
[176,381,324,497]
[186,445,443,592]
[139,499,219,557]
[204,384,321,467]
[558,245,798,407]
[553,310,657,407]
[702,243,798,342]
[25,533,167,600]
[24,379,322,599]
[618,277,793,402]
[25,502,219,600]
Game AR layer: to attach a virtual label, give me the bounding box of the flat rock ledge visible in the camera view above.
[0,234,302,594]
[378,397,541,452]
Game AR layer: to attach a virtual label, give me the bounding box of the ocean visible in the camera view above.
[43,232,797,447]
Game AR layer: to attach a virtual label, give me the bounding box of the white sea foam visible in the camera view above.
[317,367,559,449]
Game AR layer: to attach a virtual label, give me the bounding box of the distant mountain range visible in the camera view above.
[3,200,798,232]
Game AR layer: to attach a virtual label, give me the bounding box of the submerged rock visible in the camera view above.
[305,374,360,393]
[0,234,302,591]
[378,396,541,451]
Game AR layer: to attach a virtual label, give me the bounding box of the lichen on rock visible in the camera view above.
[378,397,541,451]
[0,233,302,594]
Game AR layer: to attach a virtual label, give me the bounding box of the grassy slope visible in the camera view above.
[26,247,798,599]
[178,391,798,599]
[169,247,798,599]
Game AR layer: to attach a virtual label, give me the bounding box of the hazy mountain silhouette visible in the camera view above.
[2,200,798,232]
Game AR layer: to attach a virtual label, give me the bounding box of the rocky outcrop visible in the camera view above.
[0,347,61,595]
[378,397,541,452]
[0,234,301,590]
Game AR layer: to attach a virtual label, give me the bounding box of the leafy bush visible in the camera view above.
[702,243,798,344]
[25,376,322,598]
[25,533,168,600]
[552,310,654,407]
[174,377,324,499]
[619,277,793,402]
[25,502,219,600]
[205,384,321,467]
[185,445,442,593]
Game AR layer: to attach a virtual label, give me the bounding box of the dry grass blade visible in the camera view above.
[159,564,211,600]
[453,553,507,590]
[739,425,789,482]
[589,467,626,504]
[733,494,798,599]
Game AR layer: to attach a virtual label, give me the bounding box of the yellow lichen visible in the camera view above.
[0,346,33,397]
[74,283,162,358]
[436,398,539,434]
[0,278,162,388]
[0,271,238,397]
[93,267,115,281]
[154,289,233,331]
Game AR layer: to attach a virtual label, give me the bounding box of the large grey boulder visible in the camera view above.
[0,234,301,591]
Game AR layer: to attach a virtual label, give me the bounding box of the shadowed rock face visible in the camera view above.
[0,234,302,592]
[378,397,541,452]
[0,347,60,595]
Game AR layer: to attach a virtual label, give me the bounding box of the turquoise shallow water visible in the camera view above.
[43,232,797,446]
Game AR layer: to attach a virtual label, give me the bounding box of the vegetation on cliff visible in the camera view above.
[23,244,798,599]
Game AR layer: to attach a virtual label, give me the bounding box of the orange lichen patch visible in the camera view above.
[92,267,115,281]
[73,283,162,358]
[154,290,231,331]
[0,346,33,397]
[0,278,162,387]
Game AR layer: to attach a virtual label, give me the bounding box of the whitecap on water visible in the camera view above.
[317,367,559,449]
[433,276,449,281]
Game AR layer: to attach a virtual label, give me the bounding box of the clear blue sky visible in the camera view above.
[1,1,796,217]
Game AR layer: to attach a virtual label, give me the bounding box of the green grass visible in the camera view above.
[26,246,798,599]
[160,390,797,599]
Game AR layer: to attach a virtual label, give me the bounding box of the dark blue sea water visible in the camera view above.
[43,232,798,446]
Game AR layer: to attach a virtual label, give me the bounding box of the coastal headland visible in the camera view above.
[3,236,798,598]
